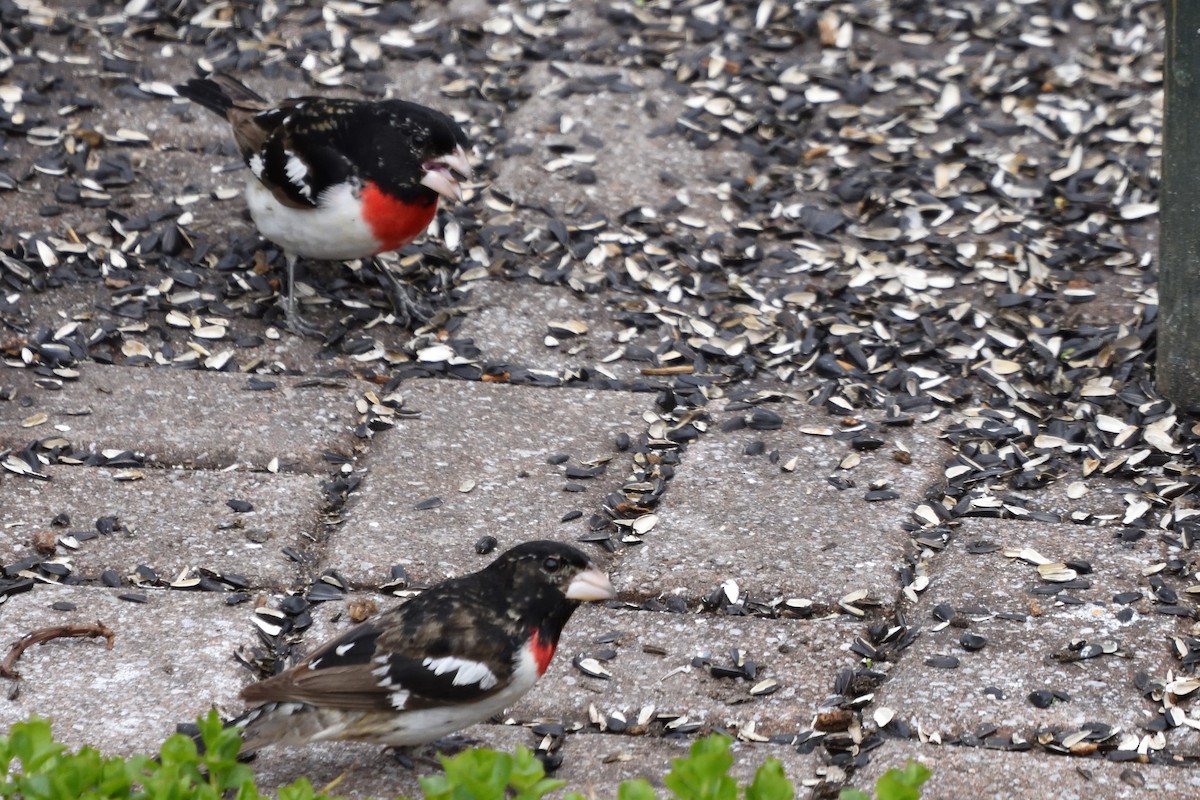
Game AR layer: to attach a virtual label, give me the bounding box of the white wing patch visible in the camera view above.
[371,660,393,687]
[283,151,312,200]
[389,689,411,710]
[309,640,359,669]
[238,701,305,728]
[248,153,265,180]
[423,656,499,690]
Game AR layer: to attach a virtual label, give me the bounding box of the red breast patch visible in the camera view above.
[529,629,557,676]
[361,180,438,254]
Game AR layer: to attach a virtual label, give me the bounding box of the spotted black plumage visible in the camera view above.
[224,541,615,752]
[174,73,472,336]
[176,76,468,210]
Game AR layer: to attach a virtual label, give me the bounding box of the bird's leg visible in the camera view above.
[383,746,434,770]
[383,735,478,769]
[377,261,430,329]
[283,253,325,337]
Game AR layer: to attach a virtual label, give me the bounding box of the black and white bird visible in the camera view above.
[175,73,472,335]
[229,541,614,752]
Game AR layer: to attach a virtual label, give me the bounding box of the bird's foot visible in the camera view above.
[391,289,431,329]
[428,733,480,754]
[280,296,327,338]
[378,265,432,328]
[383,735,479,769]
[384,746,436,770]
[284,312,326,338]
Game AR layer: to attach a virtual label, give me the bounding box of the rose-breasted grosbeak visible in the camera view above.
[175,74,472,336]
[229,541,615,753]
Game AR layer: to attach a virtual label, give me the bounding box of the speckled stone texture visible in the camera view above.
[0,587,253,754]
[851,739,1200,800]
[0,363,367,472]
[619,400,950,605]
[0,0,1182,797]
[1,465,324,588]
[324,378,655,587]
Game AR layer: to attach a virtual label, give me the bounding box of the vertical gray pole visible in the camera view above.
[1160,1,1200,412]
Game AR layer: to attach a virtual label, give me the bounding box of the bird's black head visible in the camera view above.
[382,100,469,158]
[484,540,615,628]
[374,101,471,202]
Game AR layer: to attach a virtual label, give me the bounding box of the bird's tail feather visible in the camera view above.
[174,74,268,118]
[227,701,337,753]
[175,702,326,755]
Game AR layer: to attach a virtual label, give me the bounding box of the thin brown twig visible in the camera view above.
[640,365,695,376]
[0,621,116,680]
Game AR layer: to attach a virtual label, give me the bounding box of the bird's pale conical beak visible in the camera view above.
[420,144,472,203]
[565,567,616,602]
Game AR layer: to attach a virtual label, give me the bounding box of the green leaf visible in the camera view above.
[419,772,453,800]
[275,777,319,800]
[897,762,931,788]
[745,758,793,800]
[662,735,737,800]
[8,717,64,773]
[43,746,101,797]
[618,778,660,800]
[838,789,872,800]
[158,733,199,767]
[874,761,931,800]
[508,747,545,792]
[439,748,513,799]
[506,747,566,800]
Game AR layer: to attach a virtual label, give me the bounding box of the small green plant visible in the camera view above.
[839,761,931,800]
[0,711,329,800]
[421,747,565,800]
[2,713,918,800]
[561,735,793,800]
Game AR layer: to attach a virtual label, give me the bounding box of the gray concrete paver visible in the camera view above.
[0,584,826,799]
[1,464,323,588]
[249,726,824,800]
[491,63,750,225]
[324,378,654,587]
[0,362,367,472]
[455,280,663,382]
[0,585,252,755]
[511,605,861,737]
[1006,474,1140,525]
[849,739,1200,800]
[619,401,950,605]
[874,519,1178,740]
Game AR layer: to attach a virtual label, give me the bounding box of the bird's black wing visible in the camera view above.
[239,588,520,712]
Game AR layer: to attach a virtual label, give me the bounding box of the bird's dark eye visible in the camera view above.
[411,131,429,149]
[542,556,561,573]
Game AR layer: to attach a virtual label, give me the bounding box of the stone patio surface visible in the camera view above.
[0,2,1186,799]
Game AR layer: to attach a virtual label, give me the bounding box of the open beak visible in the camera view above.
[420,144,472,203]
[565,567,617,602]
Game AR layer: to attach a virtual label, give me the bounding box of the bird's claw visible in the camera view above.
[383,735,478,769]
[283,307,327,338]
[378,265,432,329]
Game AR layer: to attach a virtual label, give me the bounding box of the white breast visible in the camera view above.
[244,179,381,260]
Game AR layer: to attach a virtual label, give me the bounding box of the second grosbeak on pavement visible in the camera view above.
[229,541,615,753]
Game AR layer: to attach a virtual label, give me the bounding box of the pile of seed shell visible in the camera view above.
[0,0,1189,787]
